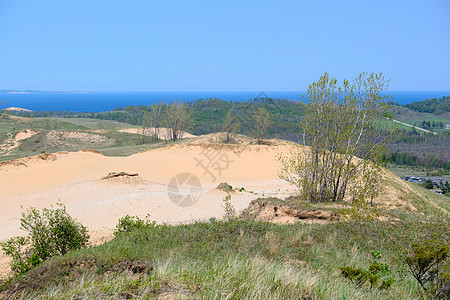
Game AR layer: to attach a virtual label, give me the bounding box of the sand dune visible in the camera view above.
[0,144,296,241]
[1,142,300,278]
[0,139,418,279]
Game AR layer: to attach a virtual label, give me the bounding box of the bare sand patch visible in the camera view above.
[0,129,38,154]
[4,107,32,112]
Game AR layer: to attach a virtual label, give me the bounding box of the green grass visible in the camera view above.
[1,195,448,299]
[51,118,139,130]
[0,114,164,161]
[393,113,450,134]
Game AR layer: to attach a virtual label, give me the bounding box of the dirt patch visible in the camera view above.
[245,200,337,224]
[43,131,114,148]
[80,149,104,155]
[99,172,147,185]
[0,152,61,171]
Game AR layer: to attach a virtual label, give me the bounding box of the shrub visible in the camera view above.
[114,215,155,236]
[217,182,233,193]
[1,204,89,274]
[340,250,394,290]
[222,195,237,221]
[406,240,449,298]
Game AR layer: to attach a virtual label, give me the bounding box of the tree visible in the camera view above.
[140,111,151,144]
[222,110,240,143]
[150,103,162,142]
[406,240,449,298]
[163,101,191,142]
[279,72,392,204]
[253,107,271,144]
[423,179,434,190]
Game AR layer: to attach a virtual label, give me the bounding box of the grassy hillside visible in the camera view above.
[0,177,448,299]
[0,114,167,161]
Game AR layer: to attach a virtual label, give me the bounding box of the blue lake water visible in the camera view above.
[0,91,449,112]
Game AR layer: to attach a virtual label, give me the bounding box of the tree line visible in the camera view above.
[405,96,450,114]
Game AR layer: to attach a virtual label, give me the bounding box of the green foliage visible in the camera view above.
[0,204,89,274]
[340,250,395,290]
[0,236,33,274]
[405,96,450,115]
[279,72,393,204]
[1,207,449,299]
[440,180,450,195]
[163,101,192,141]
[406,239,449,298]
[222,195,237,221]
[253,107,271,144]
[222,109,240,142]
[114,215,156,236]
[423,179,434,190]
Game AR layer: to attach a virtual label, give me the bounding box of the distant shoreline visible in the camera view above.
[1,91,449,112]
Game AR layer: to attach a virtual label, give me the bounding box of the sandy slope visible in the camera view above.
[0,144,296,239]
[0,143,300,278]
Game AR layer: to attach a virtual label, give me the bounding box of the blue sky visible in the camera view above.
[0,0,449,91]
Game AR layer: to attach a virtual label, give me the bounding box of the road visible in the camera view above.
[391,119,437,135]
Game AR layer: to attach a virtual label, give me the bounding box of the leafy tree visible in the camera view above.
[163,101,191,141]
[423,179,434,190]
[222,109,240,142]
[140,111,151,144]
[279,72,392,203]
[406,240,449,298]
[150,102,162,142]
[253,107,271,144]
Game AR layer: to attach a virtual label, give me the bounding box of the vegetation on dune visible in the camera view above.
[279,72,393,206]
[0,204,89,274]
[0,198,448,299]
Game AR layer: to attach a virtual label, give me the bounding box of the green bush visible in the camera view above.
[406,239,449,298]
[114,215,155,236]
[423,179,434,190]
[222,195,237,221]
[1,204,89,274]
[340,250,395,290]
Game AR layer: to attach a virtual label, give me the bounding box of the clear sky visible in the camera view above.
[0,0,449,91]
